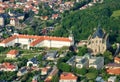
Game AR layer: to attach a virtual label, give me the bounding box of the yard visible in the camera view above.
[111,10,120,17]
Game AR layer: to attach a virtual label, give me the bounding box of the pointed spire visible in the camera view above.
[92,24,104,38]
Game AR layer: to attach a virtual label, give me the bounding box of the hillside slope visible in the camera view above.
[52,0,120,43]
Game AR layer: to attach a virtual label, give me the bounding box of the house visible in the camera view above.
[106,57,120,75]
[89,57,104,69]
[107,68,120,75]
[105,63,120,69]
[32,75,38,82]
[0,62,18,71]
[67,53,104,69]
[44,66,58,82]
[40,16,48,20]
[76,57,89,68]
[6,49,19,59]
[41,68,49,75]
[44,51,58,60]
[87,27,110,55]
[17,67,28,76]
[108,76,116,82]
[27,57,38,67]
[77,40,87,47]
[0,33,74,49]
[52,14,59,19]
[114,57,120,64]
[59,72,77,82]
[95,76,104,82]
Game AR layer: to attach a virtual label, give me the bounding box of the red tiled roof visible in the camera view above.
[17,34,40,39]
[41,68,48,72]
[107,68,120,75]
[52,14,58,19]
[30,37,44,46]
[1,35,17,43]
[7,50,19,55]
[0,34,72,46]
[2,62,16,69]
[60,72,77,80]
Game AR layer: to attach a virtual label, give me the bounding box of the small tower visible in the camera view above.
[0,15,4,26]
[69,30,74,45]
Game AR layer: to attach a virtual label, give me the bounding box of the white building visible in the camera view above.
[6,50,19,59]
[27,57,38,67]
[0,34,74,49]
[108,76,117,82]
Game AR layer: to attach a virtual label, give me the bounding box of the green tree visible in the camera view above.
[0,46,4,53]
[59,63,71,72]
[103,50,113,64]
[76,67,87,75]
[85,72,97,80]
[78,46,88,56]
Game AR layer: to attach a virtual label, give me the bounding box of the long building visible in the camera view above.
[0,34,74,49]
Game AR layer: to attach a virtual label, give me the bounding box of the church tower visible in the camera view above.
[69,30,74,45]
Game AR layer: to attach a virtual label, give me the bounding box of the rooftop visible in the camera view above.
[29,57,38,64]
[0,34,72,46]
[7,49,19,55]
[60,72,77,80]
[107,68,120,75]
[92,27,104,38]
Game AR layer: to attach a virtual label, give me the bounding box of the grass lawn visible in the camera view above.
[21,54,36,59]
[111,10,120,17]
[0,56,5,62]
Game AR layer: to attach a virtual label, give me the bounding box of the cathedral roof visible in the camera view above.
[92,27,104,38]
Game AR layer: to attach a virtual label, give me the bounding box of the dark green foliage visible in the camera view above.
[51,74,59,82]
[52,0,120,43]
[0,71,17,81]
[0,46,4,53]
[103,50,113,64]
[78,46,88,56]
[75,67,87,75]
[58,62,71,72]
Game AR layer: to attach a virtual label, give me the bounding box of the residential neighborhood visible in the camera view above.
[0,0,120,82]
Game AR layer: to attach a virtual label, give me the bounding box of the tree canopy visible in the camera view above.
[52,0,120,43]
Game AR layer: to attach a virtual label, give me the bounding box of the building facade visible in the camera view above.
[0,34,74,49]
[6,50,19,59]
[87,27,109,55]
[0,15,4,26]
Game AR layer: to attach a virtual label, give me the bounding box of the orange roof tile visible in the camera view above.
[114,57,120,62]
[60,72,77,80]
[0,34,72,46]
[2,62,16,69]
[17,34,40,39]
[44,36,71,42]
[1,35,17,43]
[41,68,48,72]
[7,50,19,55]
[107,68,120,75]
